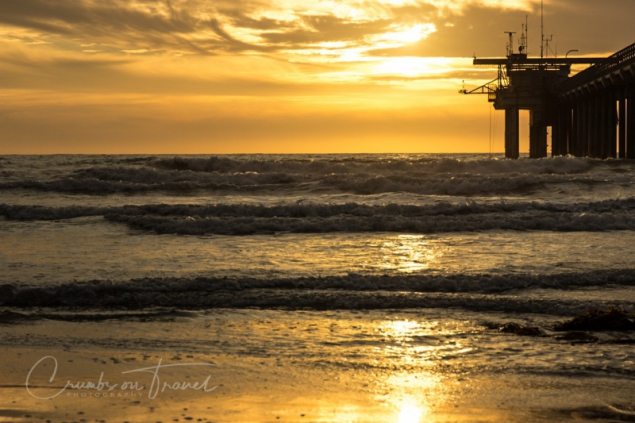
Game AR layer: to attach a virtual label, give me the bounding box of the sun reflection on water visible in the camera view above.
[383,372,439,423]
[382,319,420,339]
[398,404,425,423]
[370,318,450,422]
[378,235,441,273]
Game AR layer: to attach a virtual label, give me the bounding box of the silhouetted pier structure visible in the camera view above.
[463,38,635,159]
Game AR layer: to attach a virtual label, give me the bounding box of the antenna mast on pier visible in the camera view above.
[540,0,544,59]
[505,31,516,57]
[519,17,528,55]
[525,15,528,55]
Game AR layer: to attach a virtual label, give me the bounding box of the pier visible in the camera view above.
[463,35,635,159]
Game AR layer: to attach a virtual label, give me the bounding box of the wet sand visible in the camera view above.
[0,347,529,423]
[1,311,634,423]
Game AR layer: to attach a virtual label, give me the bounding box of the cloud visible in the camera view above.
[0,0,581,63]
[1,0,631,96]
[1,0,632,89]
[0,0,258,54]
[1,0,633,153]
[1,0,629,59]
[0,0,478,57]
[260,14,392,46]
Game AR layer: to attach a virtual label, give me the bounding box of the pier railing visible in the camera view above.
[562,42,635,90]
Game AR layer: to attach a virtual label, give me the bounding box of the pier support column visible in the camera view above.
[561,106,572,156]
[582,99,591,157]
[628,86,635,159]
[529,108,547,158]
[599,92,608,158]
[590,97,599,158]
[609,90,618,159]
[573,102,584,157]
[505,106,520,159]
[551,109,560,156]
[599,90,617,159]
[619,88,627,158]
[571,105,577,156]
[566,105,574,156]
[552,107,567,157]
[597,95,605,158]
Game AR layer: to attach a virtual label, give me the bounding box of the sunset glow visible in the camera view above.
[0,0,632,153]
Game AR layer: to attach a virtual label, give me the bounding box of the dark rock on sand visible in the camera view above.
[499,322,544,337]
[552,307,635,332]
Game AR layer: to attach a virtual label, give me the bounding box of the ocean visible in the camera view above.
[1,153,634,422]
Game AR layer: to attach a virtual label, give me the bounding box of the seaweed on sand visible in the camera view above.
[495,307,635,343]
[499,322,544,337]
[552,307,635,332]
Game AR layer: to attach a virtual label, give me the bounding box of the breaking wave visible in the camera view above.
[0,309,196,324]
[3,198,635,234]
[2,269,635,314]
[154,155,593,175]
[103,211,635,235]
[0,155,622,196]
[0,173,589,196]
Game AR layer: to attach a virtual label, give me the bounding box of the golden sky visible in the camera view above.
[0,0,633,154]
